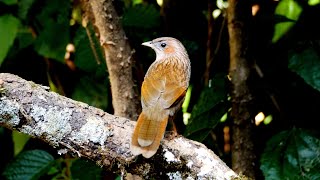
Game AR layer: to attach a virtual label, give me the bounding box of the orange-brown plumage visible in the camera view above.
[130,37,191,158]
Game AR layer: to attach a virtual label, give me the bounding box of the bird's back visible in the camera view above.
[141,56,190,111]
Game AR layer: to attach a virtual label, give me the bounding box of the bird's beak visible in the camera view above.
[141,41,153,48]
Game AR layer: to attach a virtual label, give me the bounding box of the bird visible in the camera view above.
[130,37,191,158]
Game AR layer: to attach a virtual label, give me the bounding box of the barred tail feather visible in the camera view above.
[130,112,168,158]
[141,117,168,158]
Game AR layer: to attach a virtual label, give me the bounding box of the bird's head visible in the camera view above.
[142,37,188,61]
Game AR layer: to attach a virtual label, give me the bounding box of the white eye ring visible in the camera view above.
[160,43,167,48]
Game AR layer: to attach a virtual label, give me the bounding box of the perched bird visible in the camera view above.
[130,37,191,158]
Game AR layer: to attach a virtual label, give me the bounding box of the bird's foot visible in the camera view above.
[165,131,180,140]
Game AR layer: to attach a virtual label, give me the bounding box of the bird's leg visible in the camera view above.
[164,116,179,140]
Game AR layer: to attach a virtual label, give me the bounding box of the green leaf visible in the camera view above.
[133,0,143,5]
[0,14,20,66]
[16,27,34,50]
[71,76,109,110]
[2,150,55,180]
[35,24,68,62]
[272,0,302,43]
[73,25,105,74]
[45,158,64,178]
[17,0,36,20]
[184,74,228,142]
[1,0,17,5]
[182,86,192,113]
[12,131,30,156]
[122,4,161,41]
[34,0,70,62]
[70,159,102,179]
[309,0,320,6]
[288,47,320,92]
[122,4,160,29]
[261,128,320,180]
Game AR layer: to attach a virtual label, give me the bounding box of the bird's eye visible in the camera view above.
[160,43,167,48]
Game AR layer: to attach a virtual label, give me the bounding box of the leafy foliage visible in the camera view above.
[17,0,36,20]
[261,128,320,179]
[272,0,302,43]
[0,14,20,65]
[288,47,320,92]
[309,0,320,6]
[122,4,161,40]
[70,159,103,179]
[184,74,228,142]
[12,131,30,156]
[2,150,54,180]
[122,4,160,29]
[33,0,70,62]
[73,24,105,74]
[72,76,109,110]
[1,149,104,180]
[15,27,34,50]
[1,0,17,5]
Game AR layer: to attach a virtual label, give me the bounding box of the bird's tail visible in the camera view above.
[130,111,168,158]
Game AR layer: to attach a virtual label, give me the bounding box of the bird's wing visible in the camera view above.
[141,59,188,109]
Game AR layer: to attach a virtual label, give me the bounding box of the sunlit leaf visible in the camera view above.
[272,0,302,43]
[216,0,228,9]
[212,9,221,19]
[288,47,320,92]
[261,128,320,179]
[263,115,273,125]
[0,14,20,66]
[220,112,228,122]
[308,0,320,6]
[184,74,228,142]
[156,0,163,6]
[182,86,192,113]
[2,150,55,180]
[133,0,143,5]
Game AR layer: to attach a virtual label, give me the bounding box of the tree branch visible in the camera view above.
[84,0,140,120]
[0,73,237,179]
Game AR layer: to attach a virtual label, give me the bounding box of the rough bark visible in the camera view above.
[227,0,257,178]
[0,73,237,179]
[85,0,140,120]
